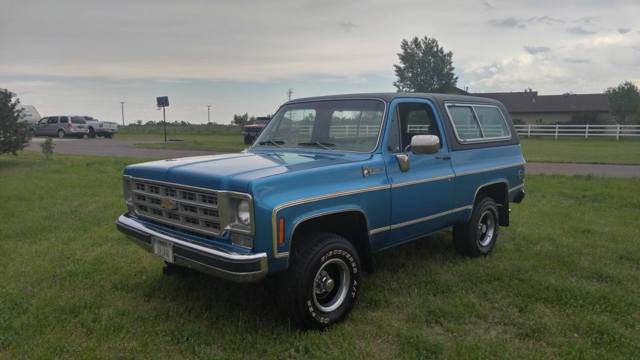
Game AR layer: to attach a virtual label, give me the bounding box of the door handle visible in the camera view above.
[435,155,451,160]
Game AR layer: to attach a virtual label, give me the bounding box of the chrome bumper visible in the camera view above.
[115,213,268,282]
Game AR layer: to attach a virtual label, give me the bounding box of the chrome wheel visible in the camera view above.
[313,258,350,313]
[477,210,496,247]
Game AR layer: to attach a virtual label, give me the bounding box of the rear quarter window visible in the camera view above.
[446,104,511,143]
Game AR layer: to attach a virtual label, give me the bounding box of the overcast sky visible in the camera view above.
[1,0,639,124]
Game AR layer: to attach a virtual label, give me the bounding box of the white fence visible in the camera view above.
[515,124,640,140]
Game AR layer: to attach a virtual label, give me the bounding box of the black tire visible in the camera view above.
[280,232,361,329]
[453,196,499,257]
[243,135,253,145]
[88,127,96,138]
[57,129,65,138]
[104,133,113,139]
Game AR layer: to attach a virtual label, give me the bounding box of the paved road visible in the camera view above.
[27,137,640,178]
[525,162,640,178]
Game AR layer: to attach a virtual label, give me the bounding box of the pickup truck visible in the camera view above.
[82,116,118,138]
[241,116,270,144]
[116,93,525,329]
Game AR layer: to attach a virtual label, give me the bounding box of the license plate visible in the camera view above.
[152,237,174,263]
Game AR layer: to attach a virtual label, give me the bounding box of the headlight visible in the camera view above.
[236,199,251,226]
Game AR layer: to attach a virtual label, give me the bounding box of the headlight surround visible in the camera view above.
[236,199,251,226]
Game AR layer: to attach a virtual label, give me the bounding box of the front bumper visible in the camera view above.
[116,213,268,282]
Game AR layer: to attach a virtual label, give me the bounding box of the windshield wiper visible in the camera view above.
[257,139,285,147]
[297,141,336,150]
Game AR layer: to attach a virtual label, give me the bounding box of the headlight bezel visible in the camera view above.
[225,193,255,235]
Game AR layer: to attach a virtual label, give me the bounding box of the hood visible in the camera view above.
[124,150,371,192]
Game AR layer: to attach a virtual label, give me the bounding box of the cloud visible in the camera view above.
[524,46,551,55]
[567,26,597,35]
[487,17,526,29]
[564,58,590,64]
[338,21,359,33]
[482,1,495,10]
[618,27,631,34]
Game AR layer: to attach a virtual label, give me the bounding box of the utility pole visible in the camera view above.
[207,105,212,123]
[120,101,125,126]
[286,88,293,101]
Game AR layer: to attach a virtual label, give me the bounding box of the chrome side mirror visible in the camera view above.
[411,135,440,155]
[395,153,410,172]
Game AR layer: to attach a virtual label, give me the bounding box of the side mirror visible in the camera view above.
[411,135,440,155]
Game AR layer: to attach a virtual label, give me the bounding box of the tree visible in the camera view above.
[0,89,31,155]
[232,113,253,126]
[605,81,640,124]
[393,36,458,93]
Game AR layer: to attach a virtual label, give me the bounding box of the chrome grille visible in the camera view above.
[127,179,221,236]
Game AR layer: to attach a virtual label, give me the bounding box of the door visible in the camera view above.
[45,116,59,136]
[383,100,455,246]
[34,117,49,136]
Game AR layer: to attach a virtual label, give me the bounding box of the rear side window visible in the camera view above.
[447,106,481,141]
[474,106,510,138]
[446,104,511,143]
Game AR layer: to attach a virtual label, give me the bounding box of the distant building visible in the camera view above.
[471,90,611,124]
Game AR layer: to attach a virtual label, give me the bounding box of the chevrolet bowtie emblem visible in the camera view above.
[161,198,177,210]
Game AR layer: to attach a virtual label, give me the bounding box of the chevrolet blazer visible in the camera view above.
[116,93,526,329]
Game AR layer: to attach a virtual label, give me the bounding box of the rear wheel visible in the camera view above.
[105,133,113,139]
[453,197,499,257]
[280,232,361,329]
[57,129,65,138]
[88,127,96,138]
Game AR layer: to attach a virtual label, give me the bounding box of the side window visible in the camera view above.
[38,117,49,125]
[47,117,59,124]
[397,103,441,150]
[474,106,510,138]
[447,106,482,141]
[59,116,69,124]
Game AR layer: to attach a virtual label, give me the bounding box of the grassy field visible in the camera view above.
[2,153,639,358]
[120,126,640,165]
[521,138,640,165]
[118,125,247,153]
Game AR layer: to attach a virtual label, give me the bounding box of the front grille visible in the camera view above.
[128,179,221,236]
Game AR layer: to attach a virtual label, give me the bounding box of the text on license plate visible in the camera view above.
[152,237,174,263]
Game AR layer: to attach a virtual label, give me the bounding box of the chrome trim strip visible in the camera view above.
[271,184,391,258]
[389,205,473,230]
[369,226,390,235]
[509,184,524,192]
[455,162,524,177]
[368,205,473,235]
[391,174,454,188]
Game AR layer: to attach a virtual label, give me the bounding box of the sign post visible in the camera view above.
[156,96,170,143]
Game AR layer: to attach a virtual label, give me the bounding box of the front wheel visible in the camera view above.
[57,129,65,138]
[280,232,361,329]
[88,128,96,138]
[453,196,499,257]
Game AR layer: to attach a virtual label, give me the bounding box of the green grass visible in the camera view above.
[521,138,640,165]
[2,152,639,358]
[118,125,246,153]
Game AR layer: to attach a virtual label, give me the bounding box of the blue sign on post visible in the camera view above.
[156,96,169,108]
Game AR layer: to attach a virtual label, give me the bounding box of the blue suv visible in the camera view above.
[116,93,525,328]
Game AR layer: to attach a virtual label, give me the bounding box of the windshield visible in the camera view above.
[253,99,385,152]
